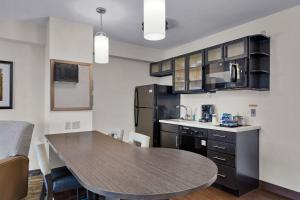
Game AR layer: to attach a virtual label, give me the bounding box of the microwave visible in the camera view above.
[204,58,248,91]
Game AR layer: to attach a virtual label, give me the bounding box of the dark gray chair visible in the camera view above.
[35,143,84,200]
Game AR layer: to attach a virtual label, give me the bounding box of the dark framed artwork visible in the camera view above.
[0,61,13,109]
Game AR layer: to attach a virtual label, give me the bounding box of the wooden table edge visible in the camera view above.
[45,132,218,200]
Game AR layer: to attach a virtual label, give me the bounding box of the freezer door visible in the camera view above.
[135,107,154,146]
[136,85,155,108]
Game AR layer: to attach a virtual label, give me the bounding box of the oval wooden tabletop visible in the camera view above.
[46,131,217,200]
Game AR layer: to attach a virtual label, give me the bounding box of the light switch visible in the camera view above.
[251,109,256,117]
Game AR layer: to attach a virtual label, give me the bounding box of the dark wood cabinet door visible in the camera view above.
[150,63,161,75]
[160,131,178,149]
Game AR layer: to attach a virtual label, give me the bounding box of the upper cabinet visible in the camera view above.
[206,45,223,64]
[248,35,270,90]
[224,38,248,60]
[187,51,204,92]
[150,59,172,77]
[173,56,187,92]
[173,51,205,93]
[150,34,270,93]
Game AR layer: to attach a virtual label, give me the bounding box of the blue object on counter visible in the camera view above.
[220,113,239,127]
[221,113,232,123]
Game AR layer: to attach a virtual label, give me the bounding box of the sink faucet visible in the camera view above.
[176,105,190,120]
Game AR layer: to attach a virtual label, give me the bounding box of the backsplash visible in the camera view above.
[180,90,266,126]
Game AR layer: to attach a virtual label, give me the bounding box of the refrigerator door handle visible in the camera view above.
[134,88,139,127]
[134,88,139,107]
[134,108,139,127]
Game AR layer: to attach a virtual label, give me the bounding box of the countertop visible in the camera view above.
[159,119,261,133]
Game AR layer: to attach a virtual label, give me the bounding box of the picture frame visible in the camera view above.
[50,59,93,111]
[0,60,13,109]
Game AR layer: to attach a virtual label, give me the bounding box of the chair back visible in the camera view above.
[35,143,51,176]
[128,132,150,148]
[108,129,124,141]
[0,121,34,159]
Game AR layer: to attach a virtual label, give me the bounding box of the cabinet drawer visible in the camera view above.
[215,163,237,190]
[160,123,178,133]
[208,130,235,143]
[208,140,235,155]
[207,150,235,168]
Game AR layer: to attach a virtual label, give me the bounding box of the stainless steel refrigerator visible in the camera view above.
[134,84,180,147]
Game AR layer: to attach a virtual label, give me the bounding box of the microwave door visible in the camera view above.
[235,58,248,87]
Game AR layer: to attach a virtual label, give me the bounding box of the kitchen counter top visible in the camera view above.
[159,119,260,133]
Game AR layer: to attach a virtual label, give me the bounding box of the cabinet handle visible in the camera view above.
[213,156,226,161]
[213,145,226,150]
[213,134,226,138]
[176,135,178,148]
[217,174,227,179]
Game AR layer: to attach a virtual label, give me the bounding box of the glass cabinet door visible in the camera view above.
[150,63,160,74]
[206,46,223,63]
[188,52,203,91]
[224,39,247,60]
[161,60,172,72]
[174,56,186,92]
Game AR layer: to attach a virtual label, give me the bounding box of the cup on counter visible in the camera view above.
[212,114,219,126]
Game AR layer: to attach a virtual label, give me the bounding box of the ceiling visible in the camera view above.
[1,0,300,49]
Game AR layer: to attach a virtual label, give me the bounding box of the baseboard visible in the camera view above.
[260,181,300,200]
[29,169,42,176]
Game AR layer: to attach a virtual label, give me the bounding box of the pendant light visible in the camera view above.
[143,0,166,41]
[94,7,109,64]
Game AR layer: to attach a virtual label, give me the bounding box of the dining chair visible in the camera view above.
[128,132,150,148]
[107,129,124,141]
[35,143,84,200]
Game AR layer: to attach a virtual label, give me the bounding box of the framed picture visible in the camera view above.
[0,61,13,109]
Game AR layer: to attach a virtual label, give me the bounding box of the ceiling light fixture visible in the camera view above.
[143,0,166,41]
[94,7,109,64]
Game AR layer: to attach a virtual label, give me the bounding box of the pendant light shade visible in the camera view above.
[94,7,109,64]
[95,32,109,64]
[144,0,166,41]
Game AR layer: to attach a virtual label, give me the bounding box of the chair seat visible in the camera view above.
[51,167,72,180]
[52,167,82,193]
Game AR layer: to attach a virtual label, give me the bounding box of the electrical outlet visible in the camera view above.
[72,121,80,129]
[251,109,256,117]
[65,122,71,130]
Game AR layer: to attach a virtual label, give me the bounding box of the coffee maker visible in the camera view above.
[200,105,214,122]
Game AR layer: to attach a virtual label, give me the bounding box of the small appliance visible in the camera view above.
[200,105,214,122]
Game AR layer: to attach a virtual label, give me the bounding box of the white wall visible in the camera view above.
[0,39,45,170]
[161,5,300,192]
[0,20,46,45]
[92,56,160,141]
[44,17,93,135]
[110,40,165,62]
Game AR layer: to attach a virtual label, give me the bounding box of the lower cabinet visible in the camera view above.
[160,123,179,149]
[160,123,259,196]
[160,131,178,149]
[207,129,259,196]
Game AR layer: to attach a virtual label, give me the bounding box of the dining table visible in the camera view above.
[46,131,218,200]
